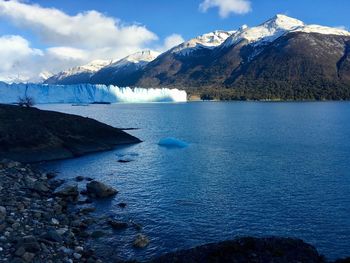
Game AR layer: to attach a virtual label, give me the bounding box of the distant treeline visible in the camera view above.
[187,81,350,101]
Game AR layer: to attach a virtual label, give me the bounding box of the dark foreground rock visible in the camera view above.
[0,104,141,163]
[86,181,118,198]
[151,237,326,263]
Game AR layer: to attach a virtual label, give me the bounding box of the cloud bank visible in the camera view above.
[199,0,252,18]
[0,0,178,82]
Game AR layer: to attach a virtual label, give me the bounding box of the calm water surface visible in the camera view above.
[39,102,350,261]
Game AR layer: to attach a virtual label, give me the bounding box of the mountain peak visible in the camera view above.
[109,50,160,68]
[265,14,304,30]
[171,30,234,55]
[223,14,350,48]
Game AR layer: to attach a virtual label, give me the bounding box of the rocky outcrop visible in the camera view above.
[86,181,118,198]
[0,104,141,163]
[151,237,326,263]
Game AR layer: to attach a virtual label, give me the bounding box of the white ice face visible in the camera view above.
[0,82,187,104]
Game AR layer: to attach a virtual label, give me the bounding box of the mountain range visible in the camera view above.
[44,15,350,100]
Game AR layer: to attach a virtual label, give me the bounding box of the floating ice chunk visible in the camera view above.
[158,137,188,148]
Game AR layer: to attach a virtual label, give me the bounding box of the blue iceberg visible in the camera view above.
[158,137,188,148]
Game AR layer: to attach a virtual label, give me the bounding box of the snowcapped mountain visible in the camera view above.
[45,50,159,86]
[107,50,160,69]
[42,14,350,100]
[223,14,350,48]
[89,50,160,86]
[170,30,234,55]
[45,59,111,85]
[135,14,350,100]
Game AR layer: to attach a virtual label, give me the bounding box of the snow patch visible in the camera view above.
[171,30,234,55]
[108,50,160,69]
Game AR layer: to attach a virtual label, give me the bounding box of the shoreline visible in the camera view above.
[1,159,349,262]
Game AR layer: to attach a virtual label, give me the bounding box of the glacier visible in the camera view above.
[0,82,187,104]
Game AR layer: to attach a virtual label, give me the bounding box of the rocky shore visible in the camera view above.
[0,158,151,263]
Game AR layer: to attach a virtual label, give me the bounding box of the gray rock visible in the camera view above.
[133,234,150,248]
[22,252,35,262]
[54,185,79,198]
[42,229,63,242]
[74,246,84,253]
[75,176,85,182]
[16,236,41,252]
[118,202,127,208]
[73,252,82,259]
[108,220,128,230]
[14,246,26,257]
[90,231,106,239]
[86,181,118,198]
[31,181,50,193]
[0,206,6,221]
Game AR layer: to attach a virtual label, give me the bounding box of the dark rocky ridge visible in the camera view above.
[151,237,349,263]
[0,104,141,163]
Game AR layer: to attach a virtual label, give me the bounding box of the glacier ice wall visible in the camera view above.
[0,82,187,104]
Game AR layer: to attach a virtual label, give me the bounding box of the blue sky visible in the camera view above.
[0,0,349,82]
[20,0,350,41]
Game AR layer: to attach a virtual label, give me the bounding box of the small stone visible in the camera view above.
[58,246,73,255]
[15,246,26,257]
[73,253,82,259]
[133,234,149,248]
[7,161,21,168]
[74,246,84,253]
[108,220,128,230]
[0,206,6,221]
[56,227,69,235]
[31,181,49,193]
[118,159,131,163]
[80,206,96,214]
[42,229,62,242]
[118,202,127,208]
[51,218,59,225]
[75,176,85,182]
[46,172,57,179]
[90,231,105,239]
[22,252,35,262]
[54,185,79,200]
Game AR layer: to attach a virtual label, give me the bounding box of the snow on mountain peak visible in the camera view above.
[223,14,350,48]
[171,30,234,55]
[223,14,304,47]
[55,59,112,80]
[108,50,160,69]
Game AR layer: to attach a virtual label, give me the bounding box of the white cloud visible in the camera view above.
[0,35,43,82]
[157,34,185,52]
[0,0,157,48]
[199,0,251,18]
[0,0,168,82]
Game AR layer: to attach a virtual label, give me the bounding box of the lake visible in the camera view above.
[39,102,350,261]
